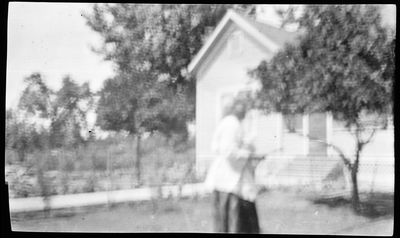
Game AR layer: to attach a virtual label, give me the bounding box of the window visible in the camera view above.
[237,90,251,99]
[386,115,394,129]
[228,31,242,56]
[237,90,255,134]
[282,113,303,133]
[220,92,235,119]
[332,111,393,131]
[219,89,251,120]
[217,87,257,135]
[360,112,392,130]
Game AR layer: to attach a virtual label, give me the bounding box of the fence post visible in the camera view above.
[310,156,314,193]
[369,160,378,194]
[303,114,309,156]
[107,148,111,209]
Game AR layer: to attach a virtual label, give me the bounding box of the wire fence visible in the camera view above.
[6,146,393,201]
[256,155,394,197]
[5,136,197,199]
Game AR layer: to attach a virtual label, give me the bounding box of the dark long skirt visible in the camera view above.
[212,190,260,233]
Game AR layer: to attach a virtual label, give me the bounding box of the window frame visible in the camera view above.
[215,84,258,135]
[227,30,243,57]
[282,112,304,134]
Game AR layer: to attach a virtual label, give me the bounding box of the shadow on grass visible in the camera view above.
[11,204,105,221]
[313,193,394,219]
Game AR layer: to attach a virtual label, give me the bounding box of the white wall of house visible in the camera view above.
[331,123,394,160]
[330,122,394,193]
[196,21,275,176]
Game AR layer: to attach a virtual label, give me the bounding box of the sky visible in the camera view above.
[6,3,396,123]
[5,3,293,111]
[7,2,115,110]
[3,3,300,109]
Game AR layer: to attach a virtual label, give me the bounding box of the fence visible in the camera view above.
[5,135,197,199]
[6,147,394,201]
[255,155,394,196]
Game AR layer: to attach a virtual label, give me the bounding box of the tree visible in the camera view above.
[18,73,94,149]
[96,69,197,185]
[249,5,394,212]
[6,107,50,162]
[7,74,53,162]
[6,109,36,162]
[275,5,303,30]
[50,76,93,148]
[84,4,256,131]
[84,4,257,185]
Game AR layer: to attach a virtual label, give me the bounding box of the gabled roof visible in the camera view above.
[241,15,302,48]
[188,10,302,74]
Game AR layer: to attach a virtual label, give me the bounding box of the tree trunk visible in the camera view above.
[351,155,361,212]
[136,134,142,186]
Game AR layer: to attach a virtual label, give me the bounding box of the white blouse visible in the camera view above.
[204,115,259,202]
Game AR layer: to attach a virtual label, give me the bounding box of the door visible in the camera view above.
[308,113,327,156]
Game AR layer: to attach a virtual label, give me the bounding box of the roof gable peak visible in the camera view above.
[188,10,300,74]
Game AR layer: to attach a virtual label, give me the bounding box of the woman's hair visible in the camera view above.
[225,97,250,117]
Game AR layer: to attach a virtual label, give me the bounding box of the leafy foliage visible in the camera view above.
[50,76,93,148]
[18,73,53,118]
[18,73,94,149]
[250,5,395,211]
[250,5,394,126]
[96,72,194,139]
[84,4,256,138]
[5,109,47,162]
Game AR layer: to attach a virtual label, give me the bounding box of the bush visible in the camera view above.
[6,164,39,198]
[5,149,18,165]
[140,135,196,186]
[58,151,76,172]
[34,151,58,198]
[84,144,108,171]
[6,133,197,198]
[60,172,70,195]
[82,171,98,193]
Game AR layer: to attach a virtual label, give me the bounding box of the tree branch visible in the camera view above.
[363,127,378,145]
[329,143,352,170]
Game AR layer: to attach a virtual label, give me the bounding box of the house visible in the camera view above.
[188,10,394,192]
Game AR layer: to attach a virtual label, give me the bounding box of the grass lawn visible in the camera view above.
[10,190,393,235]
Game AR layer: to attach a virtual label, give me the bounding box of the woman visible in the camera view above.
[204,98,264,233]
